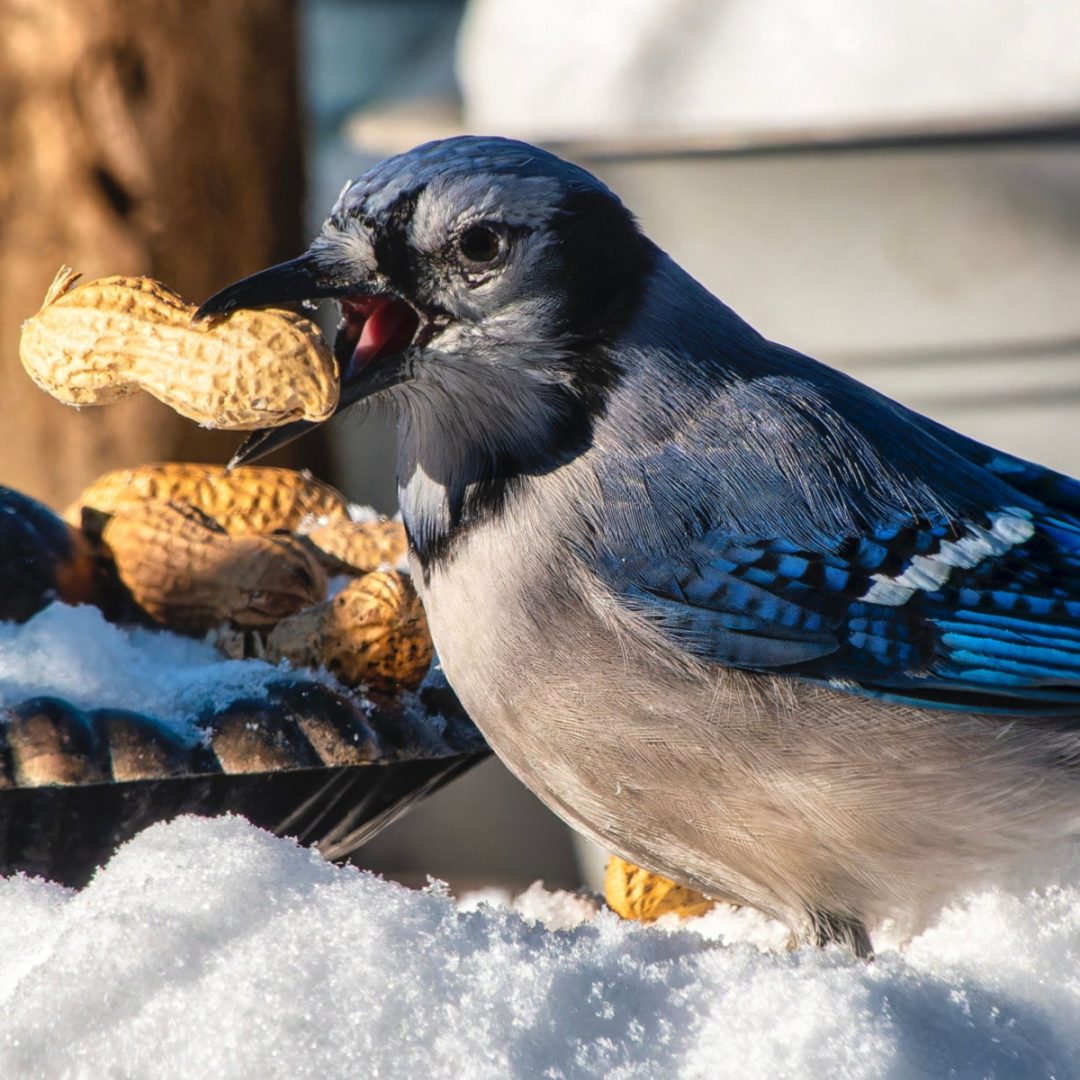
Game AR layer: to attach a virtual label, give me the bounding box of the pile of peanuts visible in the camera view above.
[66,463,432,691]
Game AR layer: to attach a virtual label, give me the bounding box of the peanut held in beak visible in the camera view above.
[20,267,339,430]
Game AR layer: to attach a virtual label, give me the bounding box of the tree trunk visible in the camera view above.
[0,0,323,509]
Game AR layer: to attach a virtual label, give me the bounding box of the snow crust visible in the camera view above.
[0,604,328,740]
[1,814,1078,1078]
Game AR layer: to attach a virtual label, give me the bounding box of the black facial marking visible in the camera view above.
[409,435,586,579]
[370,189,423,296]
[411,476,513,579]
[550,190,657,343]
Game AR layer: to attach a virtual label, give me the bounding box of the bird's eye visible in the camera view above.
[457,224,503,266]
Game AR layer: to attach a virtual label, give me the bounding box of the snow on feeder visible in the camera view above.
[0,469,487,887]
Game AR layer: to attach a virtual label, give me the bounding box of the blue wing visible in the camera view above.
[602,454,1080,716]
[586,256,1080,716]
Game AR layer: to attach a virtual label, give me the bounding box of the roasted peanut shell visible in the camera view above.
[20,267,338,429]
[604,855,717,922]
[301,518,407,574]
[67,463,350,535]
[265,571,433,690]
[102,500,327,630]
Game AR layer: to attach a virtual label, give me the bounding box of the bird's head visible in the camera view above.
[198,136,654,472]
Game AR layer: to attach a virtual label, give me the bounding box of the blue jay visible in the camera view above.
[199,137,1080,955]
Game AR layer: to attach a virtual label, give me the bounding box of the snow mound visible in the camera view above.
[1,816,1078,1078]
[0,603,334,739]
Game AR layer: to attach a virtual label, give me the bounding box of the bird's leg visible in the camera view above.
[812,911,874,959]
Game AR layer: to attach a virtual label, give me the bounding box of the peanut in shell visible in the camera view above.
[102,500,327,631]
[68,463,350,535]
[265,571,433,690]
[20,267,338,430]
[301,518,407,575]
[604,855,717,922]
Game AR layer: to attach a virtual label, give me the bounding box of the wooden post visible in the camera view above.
[0,0,323,507]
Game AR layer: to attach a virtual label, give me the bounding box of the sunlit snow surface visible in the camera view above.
[0,816,1077,1078]
[0,603,479,760]
[0,603,338,740]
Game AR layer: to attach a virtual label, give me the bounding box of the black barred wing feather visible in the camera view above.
[606,504,1080,715]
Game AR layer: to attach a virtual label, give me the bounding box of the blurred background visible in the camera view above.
[2,0,1079,894]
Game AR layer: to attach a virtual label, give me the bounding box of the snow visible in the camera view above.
[0,815,1077,1078]
[0,603,333,741]
[0,603,480,760]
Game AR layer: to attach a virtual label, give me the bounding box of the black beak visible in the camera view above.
[196,254,371,469]
[222,423,315,469]
[195,253,348,321]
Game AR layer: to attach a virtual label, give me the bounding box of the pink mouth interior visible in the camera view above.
[340,296,420,380]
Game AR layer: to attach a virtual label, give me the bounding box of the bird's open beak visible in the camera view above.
[195,254,420,468]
